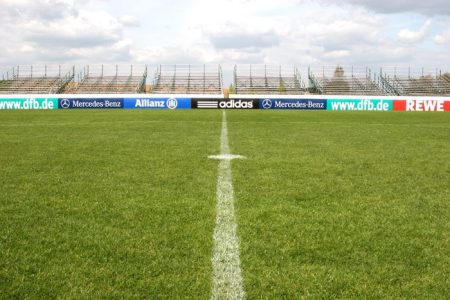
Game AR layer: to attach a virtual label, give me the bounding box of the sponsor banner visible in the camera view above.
[328,99,393,111]
[124,97,191,109]
[260,98,327,110]
[394,99,450,112]
[58,98,123,109]
[0,98,58,110]
[193,99,258,109]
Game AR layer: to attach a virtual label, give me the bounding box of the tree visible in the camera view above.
[278,80,286,93]
[228,83,236,94]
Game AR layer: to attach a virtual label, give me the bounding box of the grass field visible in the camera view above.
[0,110,449,298]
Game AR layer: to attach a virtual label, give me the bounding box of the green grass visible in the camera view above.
[0,110,222,298]
[1,110,449,298]
[228,111,450,298]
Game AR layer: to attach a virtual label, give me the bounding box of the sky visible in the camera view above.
[0,0,449,81]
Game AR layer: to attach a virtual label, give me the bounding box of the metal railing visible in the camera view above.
[380,67,450,96]
[64,64,148,94]
[234,65,306,95]
[0,65,74,94]
[152,64,223,94]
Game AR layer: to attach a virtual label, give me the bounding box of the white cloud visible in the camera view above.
[22,11,122,48]
[330,0,450,15]
[0,0,449,77]
[119,15,141,27]
[433,27,450,44]
[209,32,280,50]
[0,0,132,67]
[397,19,432,44]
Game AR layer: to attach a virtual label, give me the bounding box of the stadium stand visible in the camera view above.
[379,67,450,96]
[64,65,147,94]
[308,66,385,95]
[233,65,305,94]
[1,64,449,96]
[0,65,74,94]
[152,65,223,94]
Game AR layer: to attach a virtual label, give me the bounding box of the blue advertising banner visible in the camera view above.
[259,99,327,110]
[124,97,191,109]
[58,98,123,109]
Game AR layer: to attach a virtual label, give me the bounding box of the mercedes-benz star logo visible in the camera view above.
[262,99,272,109]
[60,99,71,109]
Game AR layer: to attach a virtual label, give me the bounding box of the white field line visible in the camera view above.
[210,111,245,300]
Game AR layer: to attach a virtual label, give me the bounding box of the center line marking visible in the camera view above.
[210,110,245,300]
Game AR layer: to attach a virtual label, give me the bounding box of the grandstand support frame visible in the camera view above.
[56,67,75,94]
[443,73,450,84]
[139,66,148,93]
[308,67,323,94]
[379,68,400,96]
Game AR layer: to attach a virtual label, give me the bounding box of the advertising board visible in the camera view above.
[260,99,327,110]
[393,99,450,111]
[328,99,393,111]
[124,97,191,109]
[0,98,58,110]
[193,99,258,109]
[58,98,124,109]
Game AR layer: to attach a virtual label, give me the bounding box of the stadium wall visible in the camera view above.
[1,94,449,111]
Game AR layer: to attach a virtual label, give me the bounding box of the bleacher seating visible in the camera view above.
[64,65,147,94]
[152,65,223,94]
[0,64,448,96]
[0,65,74,94]
[234,65,305,94]
[308,66,385,95]
[380,68,450,96]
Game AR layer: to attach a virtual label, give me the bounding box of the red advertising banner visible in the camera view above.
[394,99,450,112]
[393,100,406,111]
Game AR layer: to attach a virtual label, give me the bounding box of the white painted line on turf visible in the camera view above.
[208,154,246,161]
[210,111,245,300]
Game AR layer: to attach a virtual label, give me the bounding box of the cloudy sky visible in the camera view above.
[0,0,449,80]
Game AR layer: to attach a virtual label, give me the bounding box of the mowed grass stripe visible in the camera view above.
[0,110,221,298]
[228,111,450,299]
